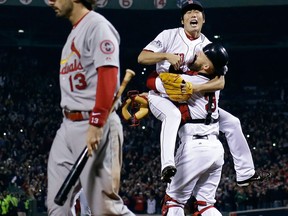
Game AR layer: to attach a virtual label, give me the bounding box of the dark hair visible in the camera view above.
[80,0,96,10]
[181,9,205,21]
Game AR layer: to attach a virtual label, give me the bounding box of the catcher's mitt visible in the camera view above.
[121,90,149,126]
[159,73,193,102]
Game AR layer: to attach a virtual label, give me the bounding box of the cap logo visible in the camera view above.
[188,0,194,3]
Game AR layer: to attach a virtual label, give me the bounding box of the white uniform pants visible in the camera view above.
[71,188,91,216]
[47,112,135,216]
[166,135,224,216]
[218,108,255,181]
[148,92,181,171]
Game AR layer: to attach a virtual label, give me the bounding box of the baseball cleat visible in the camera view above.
[161,166,177,183]
[237,170,271,187]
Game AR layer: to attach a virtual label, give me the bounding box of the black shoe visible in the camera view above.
[161,166,177,183]
[237,170,271,187]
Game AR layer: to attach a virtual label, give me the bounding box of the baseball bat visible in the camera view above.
[54,69,136,206]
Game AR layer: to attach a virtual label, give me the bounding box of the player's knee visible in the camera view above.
[223,114,241,130]
[230,115,241,130]
[168,108,181,123]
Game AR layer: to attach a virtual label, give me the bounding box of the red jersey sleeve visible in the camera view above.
[146,71,158,91]
[89,66,118,127]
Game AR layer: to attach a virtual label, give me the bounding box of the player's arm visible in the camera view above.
[138,50,181,70]
[89,66,118,127]
[87,66,118,156]
[192,75,225,93]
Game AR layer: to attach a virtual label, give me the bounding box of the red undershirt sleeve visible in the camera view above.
[89,66,118,127]
[146,70,158,91]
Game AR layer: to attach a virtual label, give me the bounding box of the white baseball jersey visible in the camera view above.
[177,74,220,137]
[144,27,211,73]
[165,74,223,216]
[155,73,220,136]
[59,11,120,111]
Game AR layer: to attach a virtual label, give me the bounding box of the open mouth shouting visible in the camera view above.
[190,19,198,27]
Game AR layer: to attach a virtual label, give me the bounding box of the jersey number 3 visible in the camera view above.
[69,73,87,91]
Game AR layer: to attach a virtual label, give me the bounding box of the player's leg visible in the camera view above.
[166,207,185,216]
[79,112,135,216]
[148,91,181,182]
[47,120,79,215]
[163,137,221,215]
[71,189,82,216]
[218,108,255,182]
[193,140,224,216]
[78,188,91,215]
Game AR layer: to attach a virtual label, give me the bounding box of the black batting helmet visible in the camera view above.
[203,43,229,75]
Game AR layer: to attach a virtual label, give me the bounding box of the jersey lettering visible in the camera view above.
[204,93,217,112]
[60,59,83,74]
[69,73,87,91]
[174,53,184,64]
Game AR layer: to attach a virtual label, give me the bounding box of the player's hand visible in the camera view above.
[166,53,182,70]
[86,125,103,156]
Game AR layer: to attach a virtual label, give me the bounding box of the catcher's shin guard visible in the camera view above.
[161,194,185,216]
[192,200,215,216]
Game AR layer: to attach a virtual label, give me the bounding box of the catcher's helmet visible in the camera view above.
[203,43,229,75]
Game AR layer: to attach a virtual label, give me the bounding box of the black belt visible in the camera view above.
[192,135,208,140]
[185,116,219,124]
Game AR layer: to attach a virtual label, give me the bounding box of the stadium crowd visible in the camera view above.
[0,48,288,215]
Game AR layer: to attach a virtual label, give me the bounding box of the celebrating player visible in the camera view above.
[46,0,135,215]
[138,0,267,185]
[160,42,228,216]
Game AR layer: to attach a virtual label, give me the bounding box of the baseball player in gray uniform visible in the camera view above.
[138,0,265,185]
[160,43,229,216]
[47,0,135,215]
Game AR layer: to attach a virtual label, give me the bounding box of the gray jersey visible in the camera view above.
[59,11,120,111]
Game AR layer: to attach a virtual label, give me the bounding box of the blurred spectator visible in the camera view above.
[234,187,248,211]
[132,192,146,214]
[146,193,156,214]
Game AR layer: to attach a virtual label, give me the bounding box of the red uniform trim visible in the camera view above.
[146,71,159,91]
[73,11,90,28]
[89,66,118,127]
